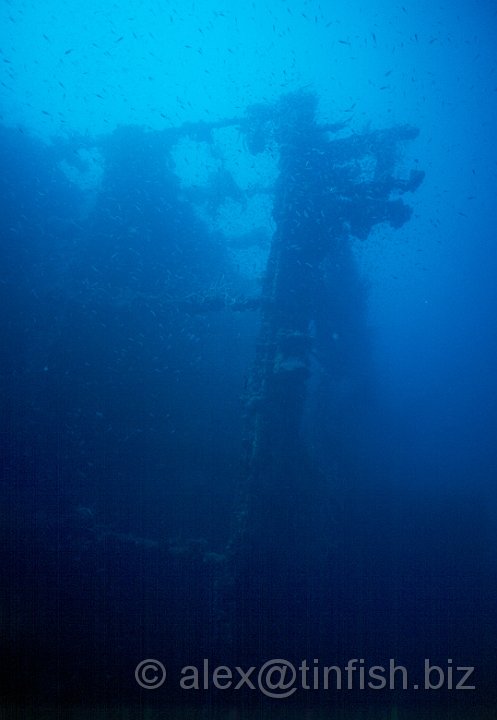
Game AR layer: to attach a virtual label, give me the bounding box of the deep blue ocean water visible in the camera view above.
[1,2,496,718]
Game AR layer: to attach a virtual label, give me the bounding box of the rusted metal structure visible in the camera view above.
[229,92,423,555]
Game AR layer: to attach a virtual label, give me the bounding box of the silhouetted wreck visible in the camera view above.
[60,88,425,671]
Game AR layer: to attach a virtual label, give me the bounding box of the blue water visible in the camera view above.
[1,2,496,718]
